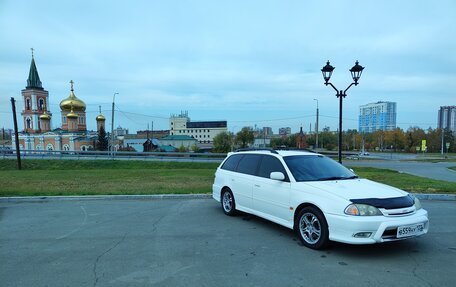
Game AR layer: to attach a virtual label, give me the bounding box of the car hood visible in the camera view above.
[298,178,408,201]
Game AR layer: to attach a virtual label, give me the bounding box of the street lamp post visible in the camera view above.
[321,60,364,163]
[313,99,319,150]
[111,92,119,156]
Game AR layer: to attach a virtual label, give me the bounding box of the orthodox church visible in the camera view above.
[13,53,106,152]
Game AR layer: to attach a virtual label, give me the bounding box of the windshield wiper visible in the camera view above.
[318,175,358,181]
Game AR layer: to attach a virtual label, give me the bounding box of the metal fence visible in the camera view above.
[0,149,227,162]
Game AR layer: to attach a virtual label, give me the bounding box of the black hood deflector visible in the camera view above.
[350,195,414,209]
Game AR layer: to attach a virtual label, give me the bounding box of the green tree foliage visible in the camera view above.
[96,126,109,151]
[342,129,360,151]
[319,127,337,151]
[347,127,454,153]
[178,144,188,152]
[190,144,200,153]
[235,127,254,148]
[405,127,426,152]
[270,134,297,148]
[213,132,233,153]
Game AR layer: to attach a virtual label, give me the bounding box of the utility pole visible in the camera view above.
[147,123,150,139]
[11,97,21,170]
[314,99,319,149]
[2,127,5,150]
[111,92,118,156]
[441,128,444,155]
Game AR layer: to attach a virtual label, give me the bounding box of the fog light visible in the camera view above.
[353,232,372,238]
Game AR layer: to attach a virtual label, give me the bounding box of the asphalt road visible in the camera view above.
[1,198,455,287]
[346,160,456,182]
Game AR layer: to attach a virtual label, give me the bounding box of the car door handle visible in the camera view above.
[254,184,261,188]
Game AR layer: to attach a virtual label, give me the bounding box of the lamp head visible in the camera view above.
[321,61,335,85]
[350,61,364,84]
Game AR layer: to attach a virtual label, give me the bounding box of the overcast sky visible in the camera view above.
[1,0,455,134]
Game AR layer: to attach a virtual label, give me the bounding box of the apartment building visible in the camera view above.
[438,106,456,132]
[359,101,396,133]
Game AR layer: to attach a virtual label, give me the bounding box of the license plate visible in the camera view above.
[397,223,425,238]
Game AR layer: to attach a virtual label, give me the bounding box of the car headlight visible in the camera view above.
[344,204,382,216]
[413,196,422,210]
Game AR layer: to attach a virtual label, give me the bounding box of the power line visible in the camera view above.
[114,109,169,120]
[230,114,315,123]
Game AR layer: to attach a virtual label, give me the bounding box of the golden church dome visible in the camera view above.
[66,104,78,119]
[39,111,51,120]
[40,103,52,120]
[60,80,86,112]
[96,106,105,121]
[96,114,106,121]
[67,111,78,119]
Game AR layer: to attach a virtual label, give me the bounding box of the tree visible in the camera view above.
[406,127,426,153]
[96,126,109,151]
[271,134,297,149]
[235,127,254,148]
[384,128,406,151]
[178,144,188,152]
[343,129,359,151]
[190,144,200,153]
[213,132,233,153]
[319,127,337,151]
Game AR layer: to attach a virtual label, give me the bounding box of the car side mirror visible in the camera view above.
[270,172,285,181]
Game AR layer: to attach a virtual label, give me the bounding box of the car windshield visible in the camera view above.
[283,155,358,182]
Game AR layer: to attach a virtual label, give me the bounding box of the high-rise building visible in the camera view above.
[262,127,273,136]
[279,127,291,136]
[437,106,456,132]
[359,101,396,133]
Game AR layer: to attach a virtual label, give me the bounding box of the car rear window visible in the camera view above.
[236,154,262,176]
[221,154,243,171]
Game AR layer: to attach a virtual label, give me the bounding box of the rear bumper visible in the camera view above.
[212,183,222,202]
[326,209,429,244]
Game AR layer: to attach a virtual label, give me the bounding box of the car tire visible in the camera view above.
[221,189,236,216]
[295,207,329,250]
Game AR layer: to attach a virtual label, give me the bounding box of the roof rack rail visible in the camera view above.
[235,148,279,154]
[274,147,317,153]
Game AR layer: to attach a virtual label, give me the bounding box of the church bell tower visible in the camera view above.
[20,48,52,133]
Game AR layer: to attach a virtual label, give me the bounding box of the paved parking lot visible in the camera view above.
[346,160,456,182]
[1,198,455,287]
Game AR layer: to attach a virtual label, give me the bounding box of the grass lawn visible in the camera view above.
[0,159,219,197]
[0,159,455,196]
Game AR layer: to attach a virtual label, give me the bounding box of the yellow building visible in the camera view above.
[13,53,106,152]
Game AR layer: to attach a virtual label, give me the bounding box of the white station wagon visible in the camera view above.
[212,149,429,249]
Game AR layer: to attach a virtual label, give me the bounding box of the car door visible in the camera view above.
[253,155,292,222]
[230,154,262,211]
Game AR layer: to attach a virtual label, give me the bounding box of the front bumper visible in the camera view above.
[326,209,429,244]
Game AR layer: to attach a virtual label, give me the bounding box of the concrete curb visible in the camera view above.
[0,193,454,202]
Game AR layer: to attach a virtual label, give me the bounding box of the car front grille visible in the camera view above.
[380,206,416,217]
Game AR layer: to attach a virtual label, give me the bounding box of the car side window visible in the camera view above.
[221,154,243,171]
[257,155,288,180]
[236,154,262,176]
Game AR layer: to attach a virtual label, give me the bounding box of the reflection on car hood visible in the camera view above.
[301,178,408,200]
